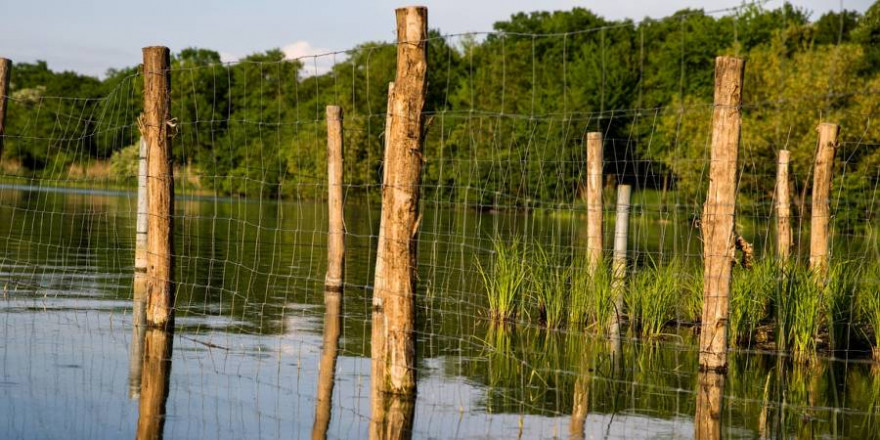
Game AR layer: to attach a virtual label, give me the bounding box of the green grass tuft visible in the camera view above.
[477,236,529,322]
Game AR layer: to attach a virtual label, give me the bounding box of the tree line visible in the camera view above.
[3,3,880,226]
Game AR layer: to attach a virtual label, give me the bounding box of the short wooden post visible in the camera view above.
[699,56,744,372]
[809,123,839,280]
[609,184,631,341]
[136,329,173,440]
[142,46,175,329]
[371,6,428,396]
[134,136,149,309]
[312,292,342,440]
[775,149,792,263]
[0,58,11,160]
[325,105,345,293]
[586,131,604,275]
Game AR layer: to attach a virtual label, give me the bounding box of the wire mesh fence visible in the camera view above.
[2,2,880,439]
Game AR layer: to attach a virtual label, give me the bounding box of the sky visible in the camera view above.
[1,0,874,78]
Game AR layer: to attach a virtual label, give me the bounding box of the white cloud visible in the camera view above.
[281,40,347,77]
[219,51,239,64]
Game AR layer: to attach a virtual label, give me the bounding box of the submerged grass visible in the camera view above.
[477,236,528,323]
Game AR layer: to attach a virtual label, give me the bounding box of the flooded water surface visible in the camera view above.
[1,185,878,439]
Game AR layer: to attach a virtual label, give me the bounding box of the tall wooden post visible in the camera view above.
[142,46,175,329]
[0,58,11,160]
[809,123,839,280]
[371,6,428,396]
[775,149,792,263]
[586,132,604,275]
[325,106,345,293]
[699,56,744,372]
[609,184,631,341]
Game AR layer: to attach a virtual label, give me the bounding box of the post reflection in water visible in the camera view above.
[569,372,590,440]
[695,371,725,440]
[311,292,343,440]
[128,289,147,399]
[135,328,174,440]
[370,392,415,440]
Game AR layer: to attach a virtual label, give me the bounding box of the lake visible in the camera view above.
[1,183,878,439]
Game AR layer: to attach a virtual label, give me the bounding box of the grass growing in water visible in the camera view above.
[824,261,861,353]
[626,260,681,339]
[570,255,613,333]
[858,261,880,362]
[730,259,776,346]
[531,243,572,329]
[477,236,528,322]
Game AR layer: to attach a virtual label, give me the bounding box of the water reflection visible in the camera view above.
[135,329,173,440]
[695,371,724,440]
[370,393,415,440]
[312,291,342,440]
[128,296,147,399]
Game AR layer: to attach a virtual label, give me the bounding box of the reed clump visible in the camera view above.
[475,236,880,363]
[570,255,613,333]
[626,260,682,339]
[531,243,572,329]
[477,236,528,323]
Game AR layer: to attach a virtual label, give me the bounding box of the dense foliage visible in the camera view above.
[2,3,880,222]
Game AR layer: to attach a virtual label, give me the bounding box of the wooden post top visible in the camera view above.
[326,105,343,120]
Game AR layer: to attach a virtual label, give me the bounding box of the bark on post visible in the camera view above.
[586,131,604,275]
[775,149,792,263]
[142,46,175,329]
[609,184,631,342]
[371,6,428,396]
[809,123,839,280]
[0,58,11,160]
[325,106,345,293]
[699,56,744,372]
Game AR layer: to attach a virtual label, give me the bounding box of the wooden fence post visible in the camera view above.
[371,83,395,404]
[325,105,345,293]
[775,149,792,263]
[135,136,149,307]
[609,184,631,341]
[586,131,604,275]
[809,123,839,280]
[371,6,428,396]
[699,56,744,372]
[0,58,11,160]
[142,46,175,329]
